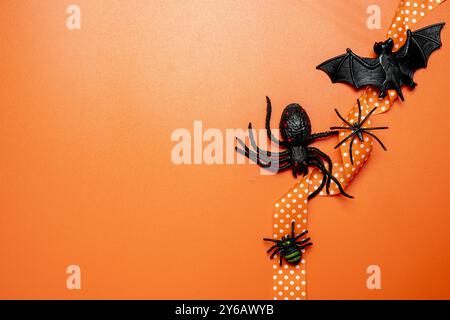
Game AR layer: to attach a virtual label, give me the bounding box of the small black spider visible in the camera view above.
[330,99,388,164]
[263,221,312,266]
[235,96,353,199]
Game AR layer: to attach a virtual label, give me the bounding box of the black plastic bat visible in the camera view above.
[316,23,445,101]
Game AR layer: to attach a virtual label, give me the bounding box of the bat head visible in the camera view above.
[373,38,394,55]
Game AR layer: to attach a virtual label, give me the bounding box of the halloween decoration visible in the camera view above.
[267,0,447,299]
[316,23,445,101]
[264,221,312,267]
[235,97,353,199]
[331,99,388,164]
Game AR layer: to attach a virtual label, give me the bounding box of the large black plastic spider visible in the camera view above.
[235,96,353,200]
[331,99,388,164]
[263,221,312,266]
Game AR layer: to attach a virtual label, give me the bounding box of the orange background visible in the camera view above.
[0,0,449,299]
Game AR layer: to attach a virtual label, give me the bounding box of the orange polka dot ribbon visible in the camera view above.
[272,0,446,300]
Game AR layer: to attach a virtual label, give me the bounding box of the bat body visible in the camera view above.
[316,23,445,100]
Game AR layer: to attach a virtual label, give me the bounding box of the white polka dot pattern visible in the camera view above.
[389,0,444,51]
[272,0,446,300]
[272,183,309,300]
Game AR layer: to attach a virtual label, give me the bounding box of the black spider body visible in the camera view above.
[279,104,311,144]
[235,97,353,200]
[263,221,312,266]
[279,104,312,177]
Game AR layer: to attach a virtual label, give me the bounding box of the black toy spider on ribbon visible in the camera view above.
[316,23,445,101]
[235,96,353,200]
[331,99,388,165]
[263,221,312,267]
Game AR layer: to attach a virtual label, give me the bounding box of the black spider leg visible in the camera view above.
[308,158,353,198]
[270,247,281,258]
[290,221,296,238]
[296,237,311,246]
[307,130,338,193]
[307,147,333,194]
[298,242,312,251]
[264,239,281,257]
[294,230,308,241]
[304,156,329,200]
[235,138,290,170]
[306,166,327,200]
[307,129,339,192]
[266,244,279,253]
[331,100,388,164]
[364,130,388,151]
[236,140,288,168]
[247,122,290,159]
[270,248,283,266]
[304,154,335,200]
[356,103,389,141]
[235,140,278,168]
[352,102,388,152]
[348,135,358,165]
[356,98,362,125]
[264,237,284,265]
[235,143,292,174]
[265,237,287,266]
[236,113,291,171]
[265,96,288,147]
[332,106,353,129]
[294,228,311,246]
[332,129,357,164]
[309,130,339,142]
[357,101,377,129]
[296,234,312,251]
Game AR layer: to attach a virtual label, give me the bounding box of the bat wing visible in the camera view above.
[316,49,385,89]
[394,23,445,78]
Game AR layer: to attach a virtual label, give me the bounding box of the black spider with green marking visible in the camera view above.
[263,221,312,266]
